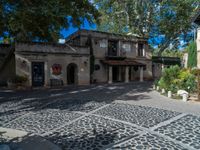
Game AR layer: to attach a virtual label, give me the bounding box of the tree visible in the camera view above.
[94,0,199,55]
[153,49,184,58]
[0,0,99,42]
[187,41,197,68]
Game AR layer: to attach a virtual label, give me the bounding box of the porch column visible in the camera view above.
[197,28,200,68]
[139,66,144,82]
[118,66,122,81]
[161,64,164,71]
[108,66,113,84]
[125,66,129,83]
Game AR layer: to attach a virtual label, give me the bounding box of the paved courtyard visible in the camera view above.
[1,82,200,149]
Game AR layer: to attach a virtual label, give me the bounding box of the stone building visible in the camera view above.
[66,30,152,84]
[0,42,90,86]
[194,10,200,68]
[0,29,153,87]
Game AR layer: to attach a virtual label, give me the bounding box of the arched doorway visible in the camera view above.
[67,63,78,85]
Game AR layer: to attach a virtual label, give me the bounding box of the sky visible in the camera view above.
[60,19,97,39]
[60,18,192,50]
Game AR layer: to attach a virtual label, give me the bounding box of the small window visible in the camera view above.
[138,44,144,57]
[122,43,131,52]
[94,64,100,71]
[99,39,107,48]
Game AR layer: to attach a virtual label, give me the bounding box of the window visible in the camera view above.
[99,39,107,48]
[122,43,131,52]
[108,40,118,56]
[138,44,145,57]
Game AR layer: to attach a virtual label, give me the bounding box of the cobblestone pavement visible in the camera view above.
[1,82,200,150]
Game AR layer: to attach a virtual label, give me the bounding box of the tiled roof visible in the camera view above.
[66,29,148,42]
[101,59,146,66]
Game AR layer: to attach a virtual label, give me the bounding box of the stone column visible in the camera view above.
[161,64,164,71]
[44,61,48,86]
[108,66,113,84]
[125,66,129,83]
[118,41,121,56]
[197,28,200,68]
[139,66,144,82]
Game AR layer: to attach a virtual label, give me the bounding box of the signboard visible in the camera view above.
[51,64,62,79]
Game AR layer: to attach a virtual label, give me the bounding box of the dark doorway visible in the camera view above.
[67,63,78,85]
[32,62,44,87]
[108,40,118,56]
[112,66,119,82]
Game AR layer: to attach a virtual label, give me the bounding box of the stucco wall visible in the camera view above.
[152,63,162,79]
[15,43,90,86]
[78,30,149,59]
[77,31,153,82]
[93,59,107,83]
[197,28,200,68]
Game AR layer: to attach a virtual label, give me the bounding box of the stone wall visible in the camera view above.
[0,55,16,86]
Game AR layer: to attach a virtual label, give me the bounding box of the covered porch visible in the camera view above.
[101,59,146,84]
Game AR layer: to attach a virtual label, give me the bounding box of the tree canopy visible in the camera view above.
[0,0,99,42]
[94,0,199,55]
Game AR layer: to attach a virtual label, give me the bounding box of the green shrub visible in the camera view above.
[178,69,197,93]
[158,66,197,93]
[9,75,28,84]
[158,65,180,92]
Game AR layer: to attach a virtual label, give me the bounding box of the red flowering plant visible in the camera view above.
[52,64,62,76]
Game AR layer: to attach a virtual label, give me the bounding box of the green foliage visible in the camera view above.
[158,66,197,93]
[158,65,180,92]
[160,49,183,58]
[9,75,28,84]
[187,41,197,68]
[0,0,99,42]
[178,69,196,93]
[94,0,199,55]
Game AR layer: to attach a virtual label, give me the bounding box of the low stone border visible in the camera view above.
[153,85,189,102]
[0,127,61,150]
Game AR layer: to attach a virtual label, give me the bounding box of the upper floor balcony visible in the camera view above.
[105,49,127,60]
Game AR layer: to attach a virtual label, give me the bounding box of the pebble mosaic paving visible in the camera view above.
[0,97,56,126]
[109,132,187,150]
[0,110,28,126]
[45,115,142,150]
[1,83,200,150]
[94,103,180,128]
[45,99,107,112]
[4,109,82,135]
[155,114,200,149]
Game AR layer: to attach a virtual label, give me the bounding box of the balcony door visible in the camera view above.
[108,40,118,56]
